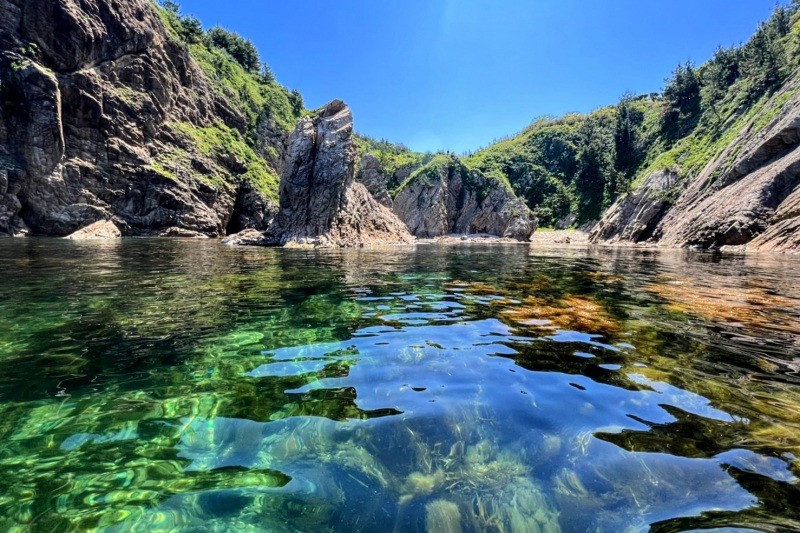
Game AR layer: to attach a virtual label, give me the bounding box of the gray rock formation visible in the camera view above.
[264,101,413,247]
[0,0,279,237]
[747,185,800,251]
[590,170,678,243]
[392,156,537,240]
[222,228,269,246]
[592,74,800,253]
[357,154,393,208]
[64,220,121,240]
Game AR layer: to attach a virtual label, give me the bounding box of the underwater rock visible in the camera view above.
[502,295,621,335]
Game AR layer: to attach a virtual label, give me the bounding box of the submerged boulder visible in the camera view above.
[263,100,413,247]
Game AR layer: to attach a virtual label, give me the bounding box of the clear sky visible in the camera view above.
[175,0,780,153]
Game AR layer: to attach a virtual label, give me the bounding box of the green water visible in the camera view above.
[0,239,799,532]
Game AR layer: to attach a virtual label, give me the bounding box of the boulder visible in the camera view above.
[222,228,269,246]
[64,220,121,240]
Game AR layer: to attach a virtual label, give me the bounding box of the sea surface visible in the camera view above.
[0,239,799,532]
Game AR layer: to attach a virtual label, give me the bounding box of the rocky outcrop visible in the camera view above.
[263,101,413,247]
[392,156,537,240]
[592,73,800,253]
[356,153,393,208]
[64,220,121,240]
[746,185,800,251]
[222,228,269,246]
[590,170,678,243]
[0,0,280,237]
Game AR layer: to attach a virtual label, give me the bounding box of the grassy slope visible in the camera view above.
[464,8,800,227]
[147,2,800,216]
[149,3,302,198]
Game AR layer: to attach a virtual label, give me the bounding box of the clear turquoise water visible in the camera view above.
[0,239,799,531]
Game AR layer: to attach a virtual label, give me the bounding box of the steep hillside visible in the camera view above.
[392,154,536,239]
[0,0,529,242]
[593,71,800,251]
[354,138,536,239]
[0,0,300,237]
[465,100,662,227]
[2,0,797,250]
[589,2,800,252]
[467,3,800,252]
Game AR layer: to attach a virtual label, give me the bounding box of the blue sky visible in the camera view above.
[176,0,780,153]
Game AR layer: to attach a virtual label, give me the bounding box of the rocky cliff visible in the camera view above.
[354,149,537,241]
[0,0,534,243]
[591,72,800,253]
[259,100,412,247]
[7,0,796,251]
[0,0,291,237]
[392,156,537,240]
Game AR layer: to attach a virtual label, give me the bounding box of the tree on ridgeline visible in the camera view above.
[740,6,791,99]
[574,110,618,222]
[660,61,701,141]
[205,27,261,72]
[700,46,742,120]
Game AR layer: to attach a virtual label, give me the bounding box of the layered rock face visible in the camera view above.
[357,154,393,208]
[591,170,678,243]
[592,75,800,253]
[263,101,413,247]
[0,0,278,237]
[392,157,537,240]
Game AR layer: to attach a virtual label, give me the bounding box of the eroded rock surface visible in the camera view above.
[393,157,537,240]
[356,153,393,208]
[590,170,678,243]
[64,220,121,240]
[592,75,800,253]
[0,0,279,237]
[264,101,413,247]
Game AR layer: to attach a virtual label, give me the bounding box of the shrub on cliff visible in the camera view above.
[205,27,260,73]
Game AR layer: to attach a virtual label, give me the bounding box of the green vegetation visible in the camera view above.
[150,1,799,221]
[205,27,260,73]
[355,135,432,186]
[173,121,280,197]
[391,153,453,196]
[390,153,512,205]
[155,1,302,134]
[464,2,800,227]
[464,101,661,225]
[150,0,306,197]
